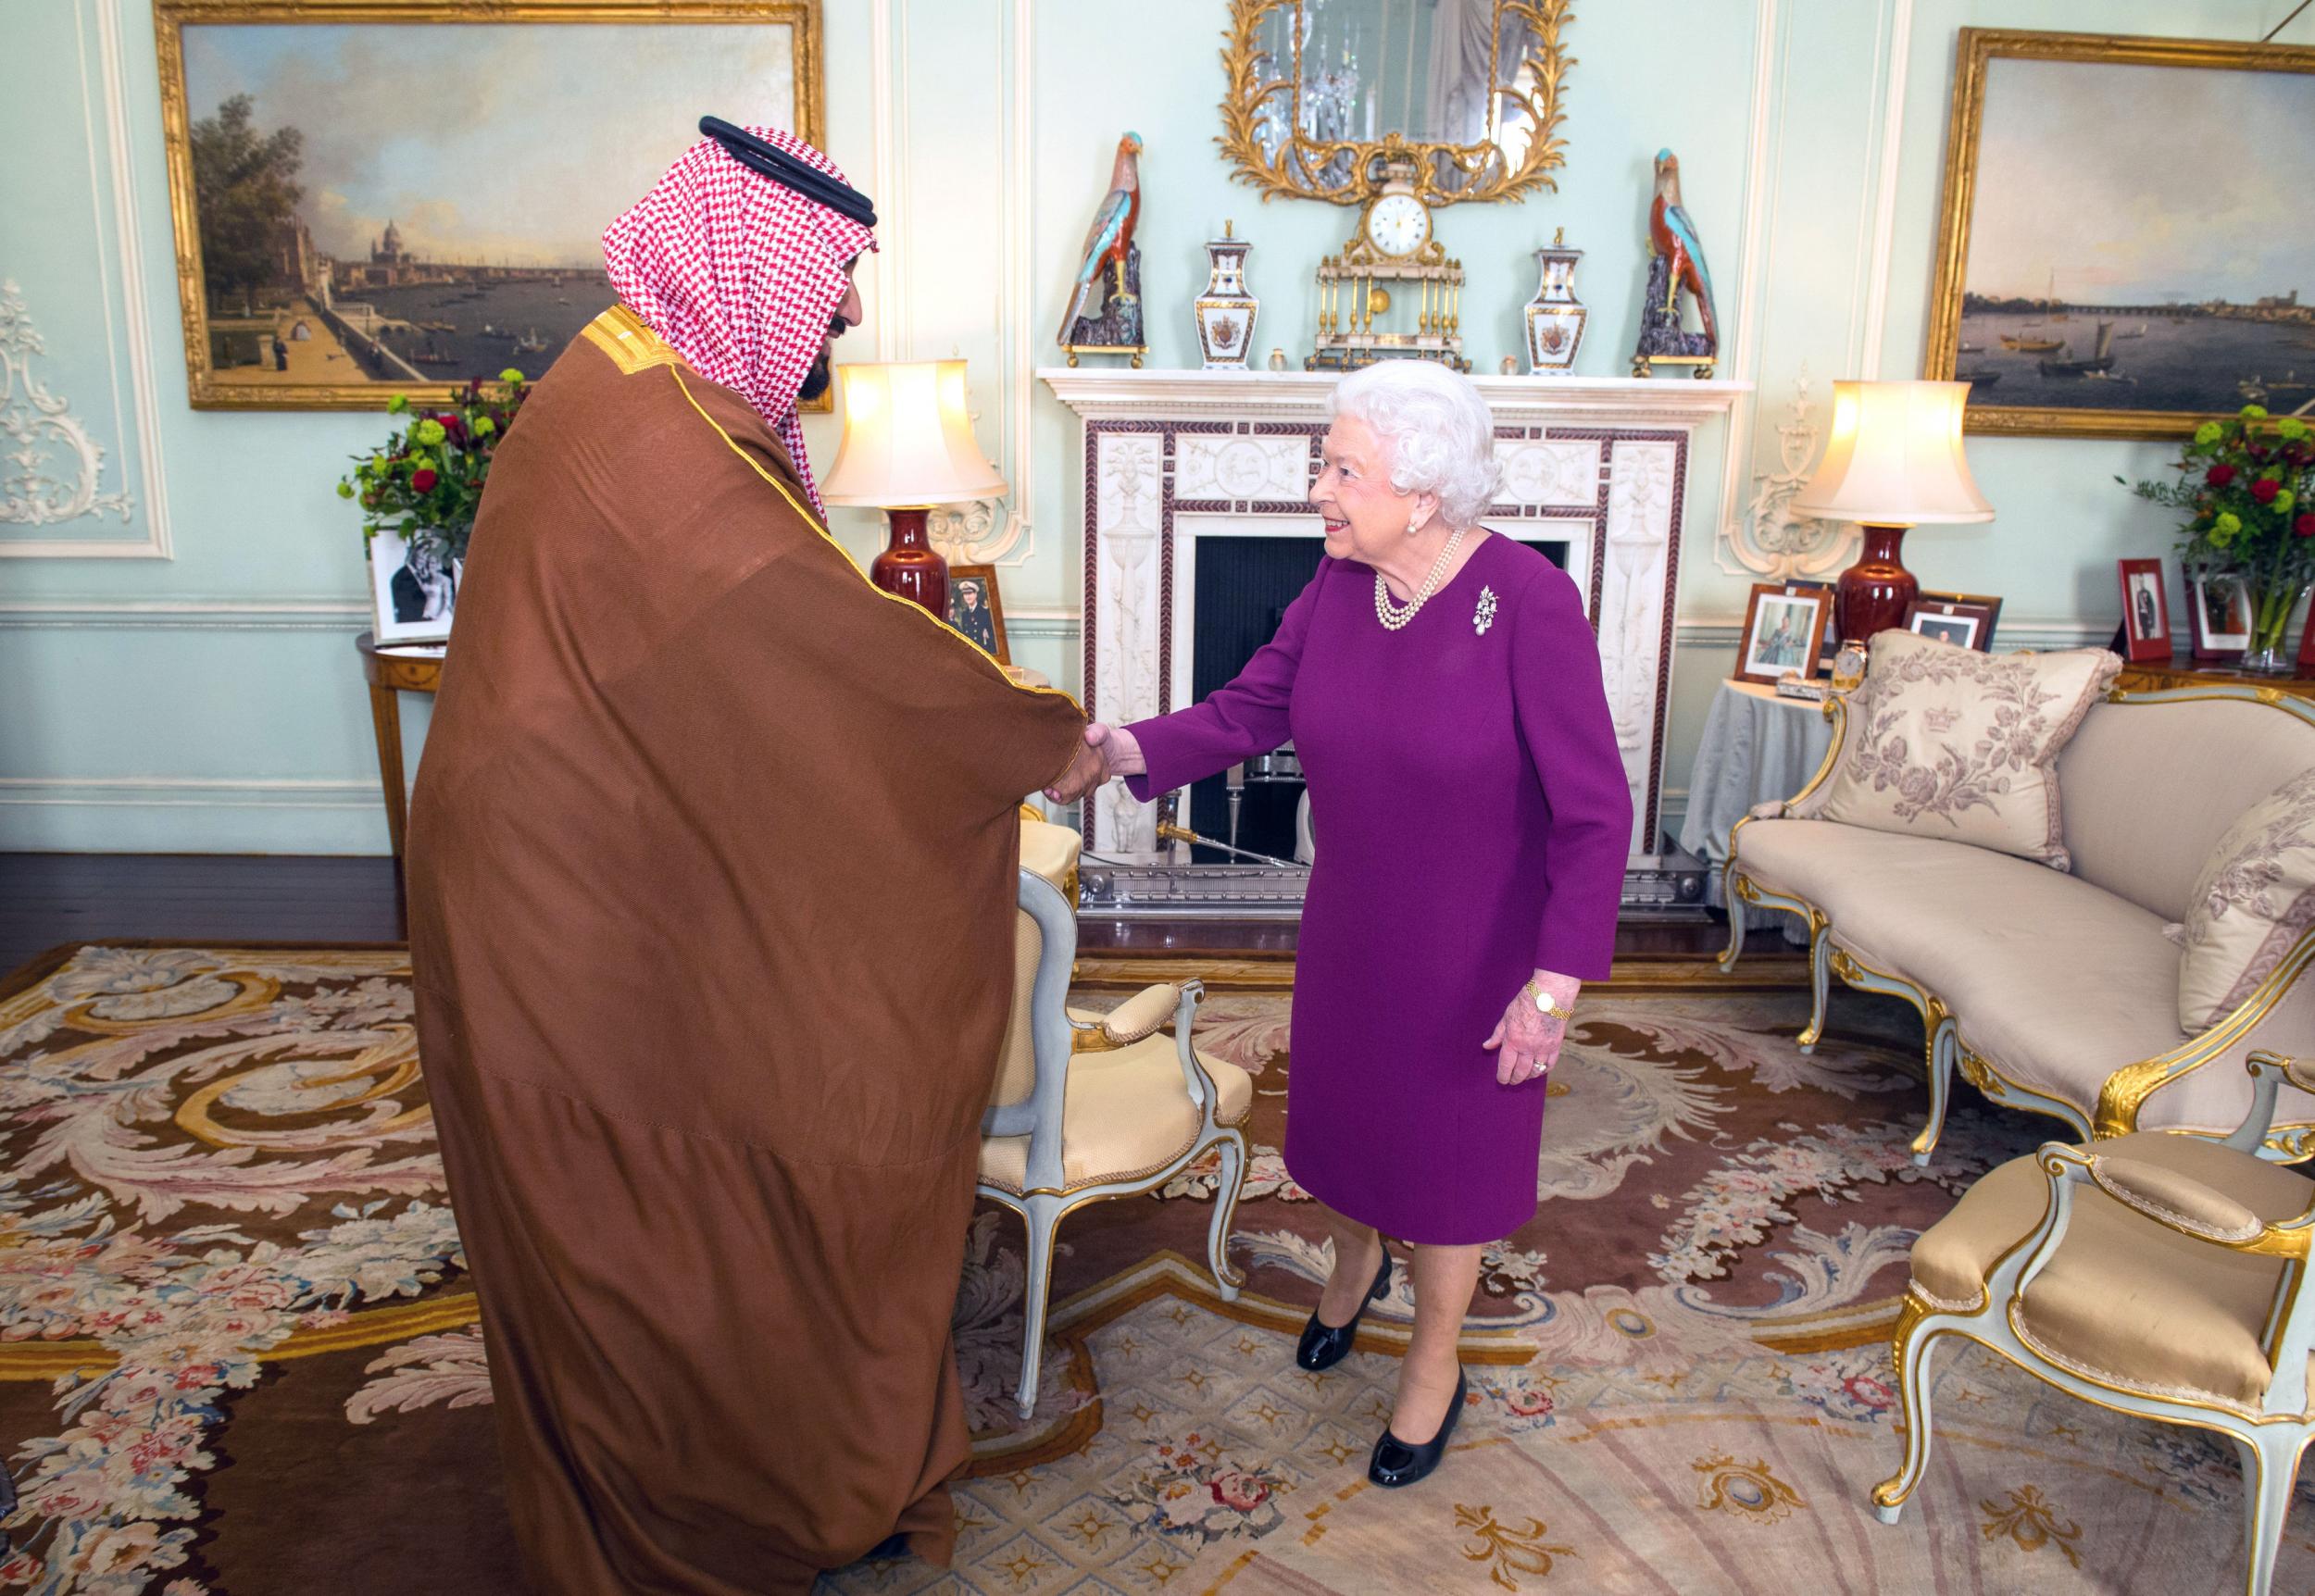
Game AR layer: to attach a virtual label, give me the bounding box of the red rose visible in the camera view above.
[2251,477,2282,504]
[2297,513,2315,539]
[2207,463,2237,488]
[410,468,439,493]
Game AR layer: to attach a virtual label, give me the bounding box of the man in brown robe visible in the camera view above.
[407,124,1093,1592]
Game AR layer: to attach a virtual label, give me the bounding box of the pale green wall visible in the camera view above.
[4,0,2308,852]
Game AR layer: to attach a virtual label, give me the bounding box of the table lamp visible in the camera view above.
[1789,380,1993,645]
[820,360,1006,618]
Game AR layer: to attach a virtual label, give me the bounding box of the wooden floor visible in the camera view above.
[0,853,1740,986]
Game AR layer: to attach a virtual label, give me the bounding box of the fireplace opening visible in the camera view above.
[1177,533,1573,865]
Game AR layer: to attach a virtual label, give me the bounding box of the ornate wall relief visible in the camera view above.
[0,281,135,529]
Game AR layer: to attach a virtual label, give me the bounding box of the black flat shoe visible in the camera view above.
[1295,1246,1393,1371]
[1367,1365,1468,1489]
[864,1533,911,1562]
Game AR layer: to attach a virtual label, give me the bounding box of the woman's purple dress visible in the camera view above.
[1126,536,1632,1244]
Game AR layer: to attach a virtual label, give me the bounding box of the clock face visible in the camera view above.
[1365,193,1430,257]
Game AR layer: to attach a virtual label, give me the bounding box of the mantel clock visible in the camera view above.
[1308,163,1468,373]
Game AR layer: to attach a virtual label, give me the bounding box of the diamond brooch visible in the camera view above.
[1474,585,1498,636]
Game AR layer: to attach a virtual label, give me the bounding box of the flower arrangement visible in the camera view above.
[337,369,530,564]
[2125,405,2315,666]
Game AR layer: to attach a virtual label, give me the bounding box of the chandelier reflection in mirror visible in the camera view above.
[1218,0,1574,206]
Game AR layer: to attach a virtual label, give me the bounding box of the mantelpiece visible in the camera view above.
[1038,367,1750,866]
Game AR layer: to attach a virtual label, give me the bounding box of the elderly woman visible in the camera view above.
[1051,358,1631,1488]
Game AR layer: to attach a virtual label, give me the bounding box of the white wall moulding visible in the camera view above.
[1040,367,1748,858]
[2,0,171,559]
[1730,370,1853,580]
[0,600,368,631]
[0,777,381,854]
[0,281,136,530]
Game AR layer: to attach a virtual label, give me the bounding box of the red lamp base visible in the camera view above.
[870,505,948,618]
[1834,523,1919,645]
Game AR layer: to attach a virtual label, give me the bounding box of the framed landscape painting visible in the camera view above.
[156,0,825,410]
[1923,29,2315,440]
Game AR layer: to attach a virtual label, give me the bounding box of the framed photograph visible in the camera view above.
[1905,590,2003,652]
[1735,582,1832,687]
[367,532,462,646]
[2117,557,2172,664]
[1922,29,2315,441]
[945,565,1009,666]
[156,0,826,412]
[2189,572,2254,660]
[1784,577,1844,668]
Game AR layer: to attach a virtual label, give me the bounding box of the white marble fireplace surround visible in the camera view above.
[1038,368,1748,860]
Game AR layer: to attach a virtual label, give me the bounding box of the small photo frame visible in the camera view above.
[367,531,462,646]
[1736,581,1832,686]
[2189,572,2253,660]
[2117,557,2172,664]
[1904,590,2003,653]
[946,564,1009,665]
[1783,578,1843,669]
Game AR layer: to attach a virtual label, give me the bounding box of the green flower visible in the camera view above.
[2241,404,2270,420]
[386,394,409,414]
[499,368,524,384]
[2279,490,2298,513]
[336,480,356,499]
[2194,421,2223,445]
[2280,418,2310,442]
[472,416,495,437]
[2216,511,2243,535]
[413,418,447,446]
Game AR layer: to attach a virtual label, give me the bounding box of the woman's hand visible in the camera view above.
[1483,969,1582,1087]
[1044,723,1144,803]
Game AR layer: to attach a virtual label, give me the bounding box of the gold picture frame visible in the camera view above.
[1216,0,1574,208]
[1924,28,2315,441]
[155,0,828,412]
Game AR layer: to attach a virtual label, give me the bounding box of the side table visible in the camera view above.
[2114,653,2315,702]
[1676,679,1836,932]
[356,631,442,866]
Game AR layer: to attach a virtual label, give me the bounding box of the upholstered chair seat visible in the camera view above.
[1874,1054,2315,1594]
[1909,1129,2309,1408]
[979,1021,1252,1194]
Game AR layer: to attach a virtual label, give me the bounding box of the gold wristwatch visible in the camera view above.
[1524,979,1566,1019]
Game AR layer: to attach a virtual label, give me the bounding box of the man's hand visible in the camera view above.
[1044,724,1143,804]
[1481,969,1582,1087]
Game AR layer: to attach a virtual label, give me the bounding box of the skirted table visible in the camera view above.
[1677,679,1835,934]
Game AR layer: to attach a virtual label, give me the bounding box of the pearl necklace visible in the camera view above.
[1373,526,1468,631]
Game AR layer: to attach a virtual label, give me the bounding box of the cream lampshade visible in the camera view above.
[1790,380,1993,645]
[820,360,1006,617]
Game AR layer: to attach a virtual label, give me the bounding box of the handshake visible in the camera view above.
[1045,722,1145,804]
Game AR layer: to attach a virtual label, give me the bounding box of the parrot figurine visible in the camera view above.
[1058,131,1144,345]
[1648,148,1718,351]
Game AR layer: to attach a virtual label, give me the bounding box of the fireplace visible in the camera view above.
[1040,368,1747,897]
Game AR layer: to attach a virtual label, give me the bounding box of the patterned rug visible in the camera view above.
[0,945,2292,1594]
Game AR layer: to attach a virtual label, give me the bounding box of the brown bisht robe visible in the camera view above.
[407,306,1085,1593]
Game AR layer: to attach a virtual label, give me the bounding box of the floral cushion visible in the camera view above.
[2178,768,2315,1029]
[1818,631,2119,869]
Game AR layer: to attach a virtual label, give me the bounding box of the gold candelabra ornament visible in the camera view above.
[1308,246,1468,372]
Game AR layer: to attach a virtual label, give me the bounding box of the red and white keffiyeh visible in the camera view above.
[602,126,877,517]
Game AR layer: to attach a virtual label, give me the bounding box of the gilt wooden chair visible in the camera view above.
[1873,1052,2315,1594]
[977,820,1254,1417]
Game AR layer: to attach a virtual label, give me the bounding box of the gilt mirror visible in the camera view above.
[1219,0,1573,205]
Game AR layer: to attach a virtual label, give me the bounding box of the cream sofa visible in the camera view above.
[1721,684,2315,1163]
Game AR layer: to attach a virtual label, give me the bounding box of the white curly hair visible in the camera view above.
[1328,360,1504,528]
